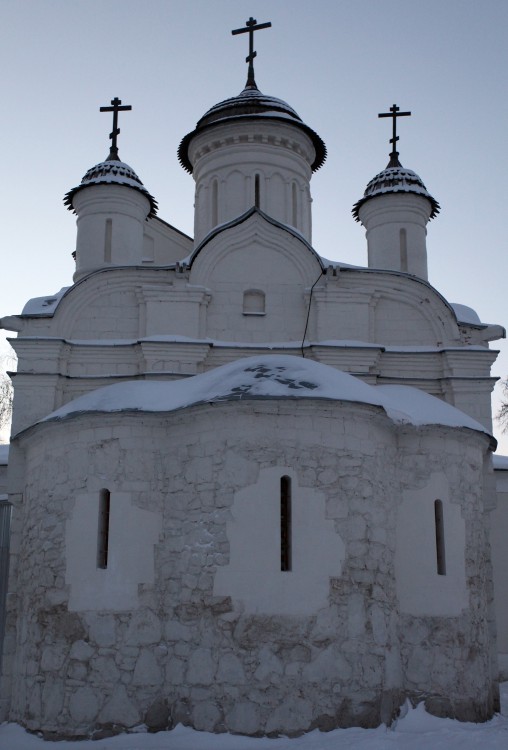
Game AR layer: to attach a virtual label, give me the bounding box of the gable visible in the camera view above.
[189,211,323,342]
[189,210,323,287]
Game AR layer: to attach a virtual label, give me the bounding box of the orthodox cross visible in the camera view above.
[378,104,411,165]
[100,97,132,160]
[232,16,272,88]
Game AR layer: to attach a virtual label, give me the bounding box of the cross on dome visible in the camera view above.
[231,16,272,89]
[100,97,132,161]
[378,104,411,167]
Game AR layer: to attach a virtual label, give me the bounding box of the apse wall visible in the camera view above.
[4,399,497,737]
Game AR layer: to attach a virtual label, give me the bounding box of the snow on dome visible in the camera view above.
[40,355,490,440]
[178,85,326,174]
[352,164,440,221]
[197,86,303,125]
[64,158,158,218]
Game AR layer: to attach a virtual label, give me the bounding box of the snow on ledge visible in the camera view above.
[21,287,70,316]
[451,303,482,325]
[40,355,491,439]
[493,454,508,470]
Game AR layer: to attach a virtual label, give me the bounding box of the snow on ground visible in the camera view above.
[1,683,507,750]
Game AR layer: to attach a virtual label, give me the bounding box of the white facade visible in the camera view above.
[0,65,506,739]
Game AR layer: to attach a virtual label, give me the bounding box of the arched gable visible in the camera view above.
[189,210,323,342]
[33,269,166,341]
[189,209,323,287]
[327,269,463,347]
[370,282,460,346]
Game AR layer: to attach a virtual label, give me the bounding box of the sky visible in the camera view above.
[1,683,508,749]
[0,0,507,448]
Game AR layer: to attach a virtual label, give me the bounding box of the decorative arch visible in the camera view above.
[189,210,323,289]
[366,275,462,346]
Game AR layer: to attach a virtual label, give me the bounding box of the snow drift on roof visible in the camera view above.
[493,454,508,470]
[451,303,482,325]
[40,355,490,439]
[21,288,70,316]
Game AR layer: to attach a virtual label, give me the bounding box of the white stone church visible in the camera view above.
[1,18,508,739]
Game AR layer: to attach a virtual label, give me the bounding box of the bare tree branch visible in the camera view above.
[497,379,508,433]
[0,347,15,438]
[0,375,12,432]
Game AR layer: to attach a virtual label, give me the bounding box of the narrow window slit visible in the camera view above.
[280,476,292,572]
[434,499,446,576]
[97,489,111,569]
[211,180,219,226]
[400,228,408,272]
[254,174,260,208]
[292,182,298,227]
[104,219,112,263]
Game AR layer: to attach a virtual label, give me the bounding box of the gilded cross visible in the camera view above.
[232,16,272,88]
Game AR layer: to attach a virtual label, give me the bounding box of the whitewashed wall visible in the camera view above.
[3,399,496,737]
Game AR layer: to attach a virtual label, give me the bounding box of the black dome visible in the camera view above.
[178,85,326,174]
[352,162,440,222]
[64,158,158,218]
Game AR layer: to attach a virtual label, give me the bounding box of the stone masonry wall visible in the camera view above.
[4,400,498,738]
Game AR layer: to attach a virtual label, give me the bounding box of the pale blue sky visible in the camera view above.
[1,0,507,447]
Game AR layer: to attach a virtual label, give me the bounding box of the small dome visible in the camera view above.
[64,158,158,218]
[178,84,326,174]
[352,160,440,222]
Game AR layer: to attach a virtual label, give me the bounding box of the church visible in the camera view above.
[0,16,507,739]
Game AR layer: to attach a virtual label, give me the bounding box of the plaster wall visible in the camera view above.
[3,400,496,738]
[189,121,315,244]
[359,194,432,280]
[395,471,467,616]
[491,472,508,676]
[142,217,192,266]
[73,186,150,281]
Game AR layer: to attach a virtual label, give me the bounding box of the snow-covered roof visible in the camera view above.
[352,162,440,221]
[493,454,508,470]
[39,355,491,441]
[64,158,158,218]
[198,86,303,124]
[178,84,326,174]
[21,287,70,316]
[451,303,482,326]
[0,444,9,465]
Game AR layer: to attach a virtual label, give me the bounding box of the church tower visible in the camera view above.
[178,18,326,246]
[353,105,439,280]
[64,98,158,282]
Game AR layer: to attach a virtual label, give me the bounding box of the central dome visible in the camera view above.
[178,84,326,174]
